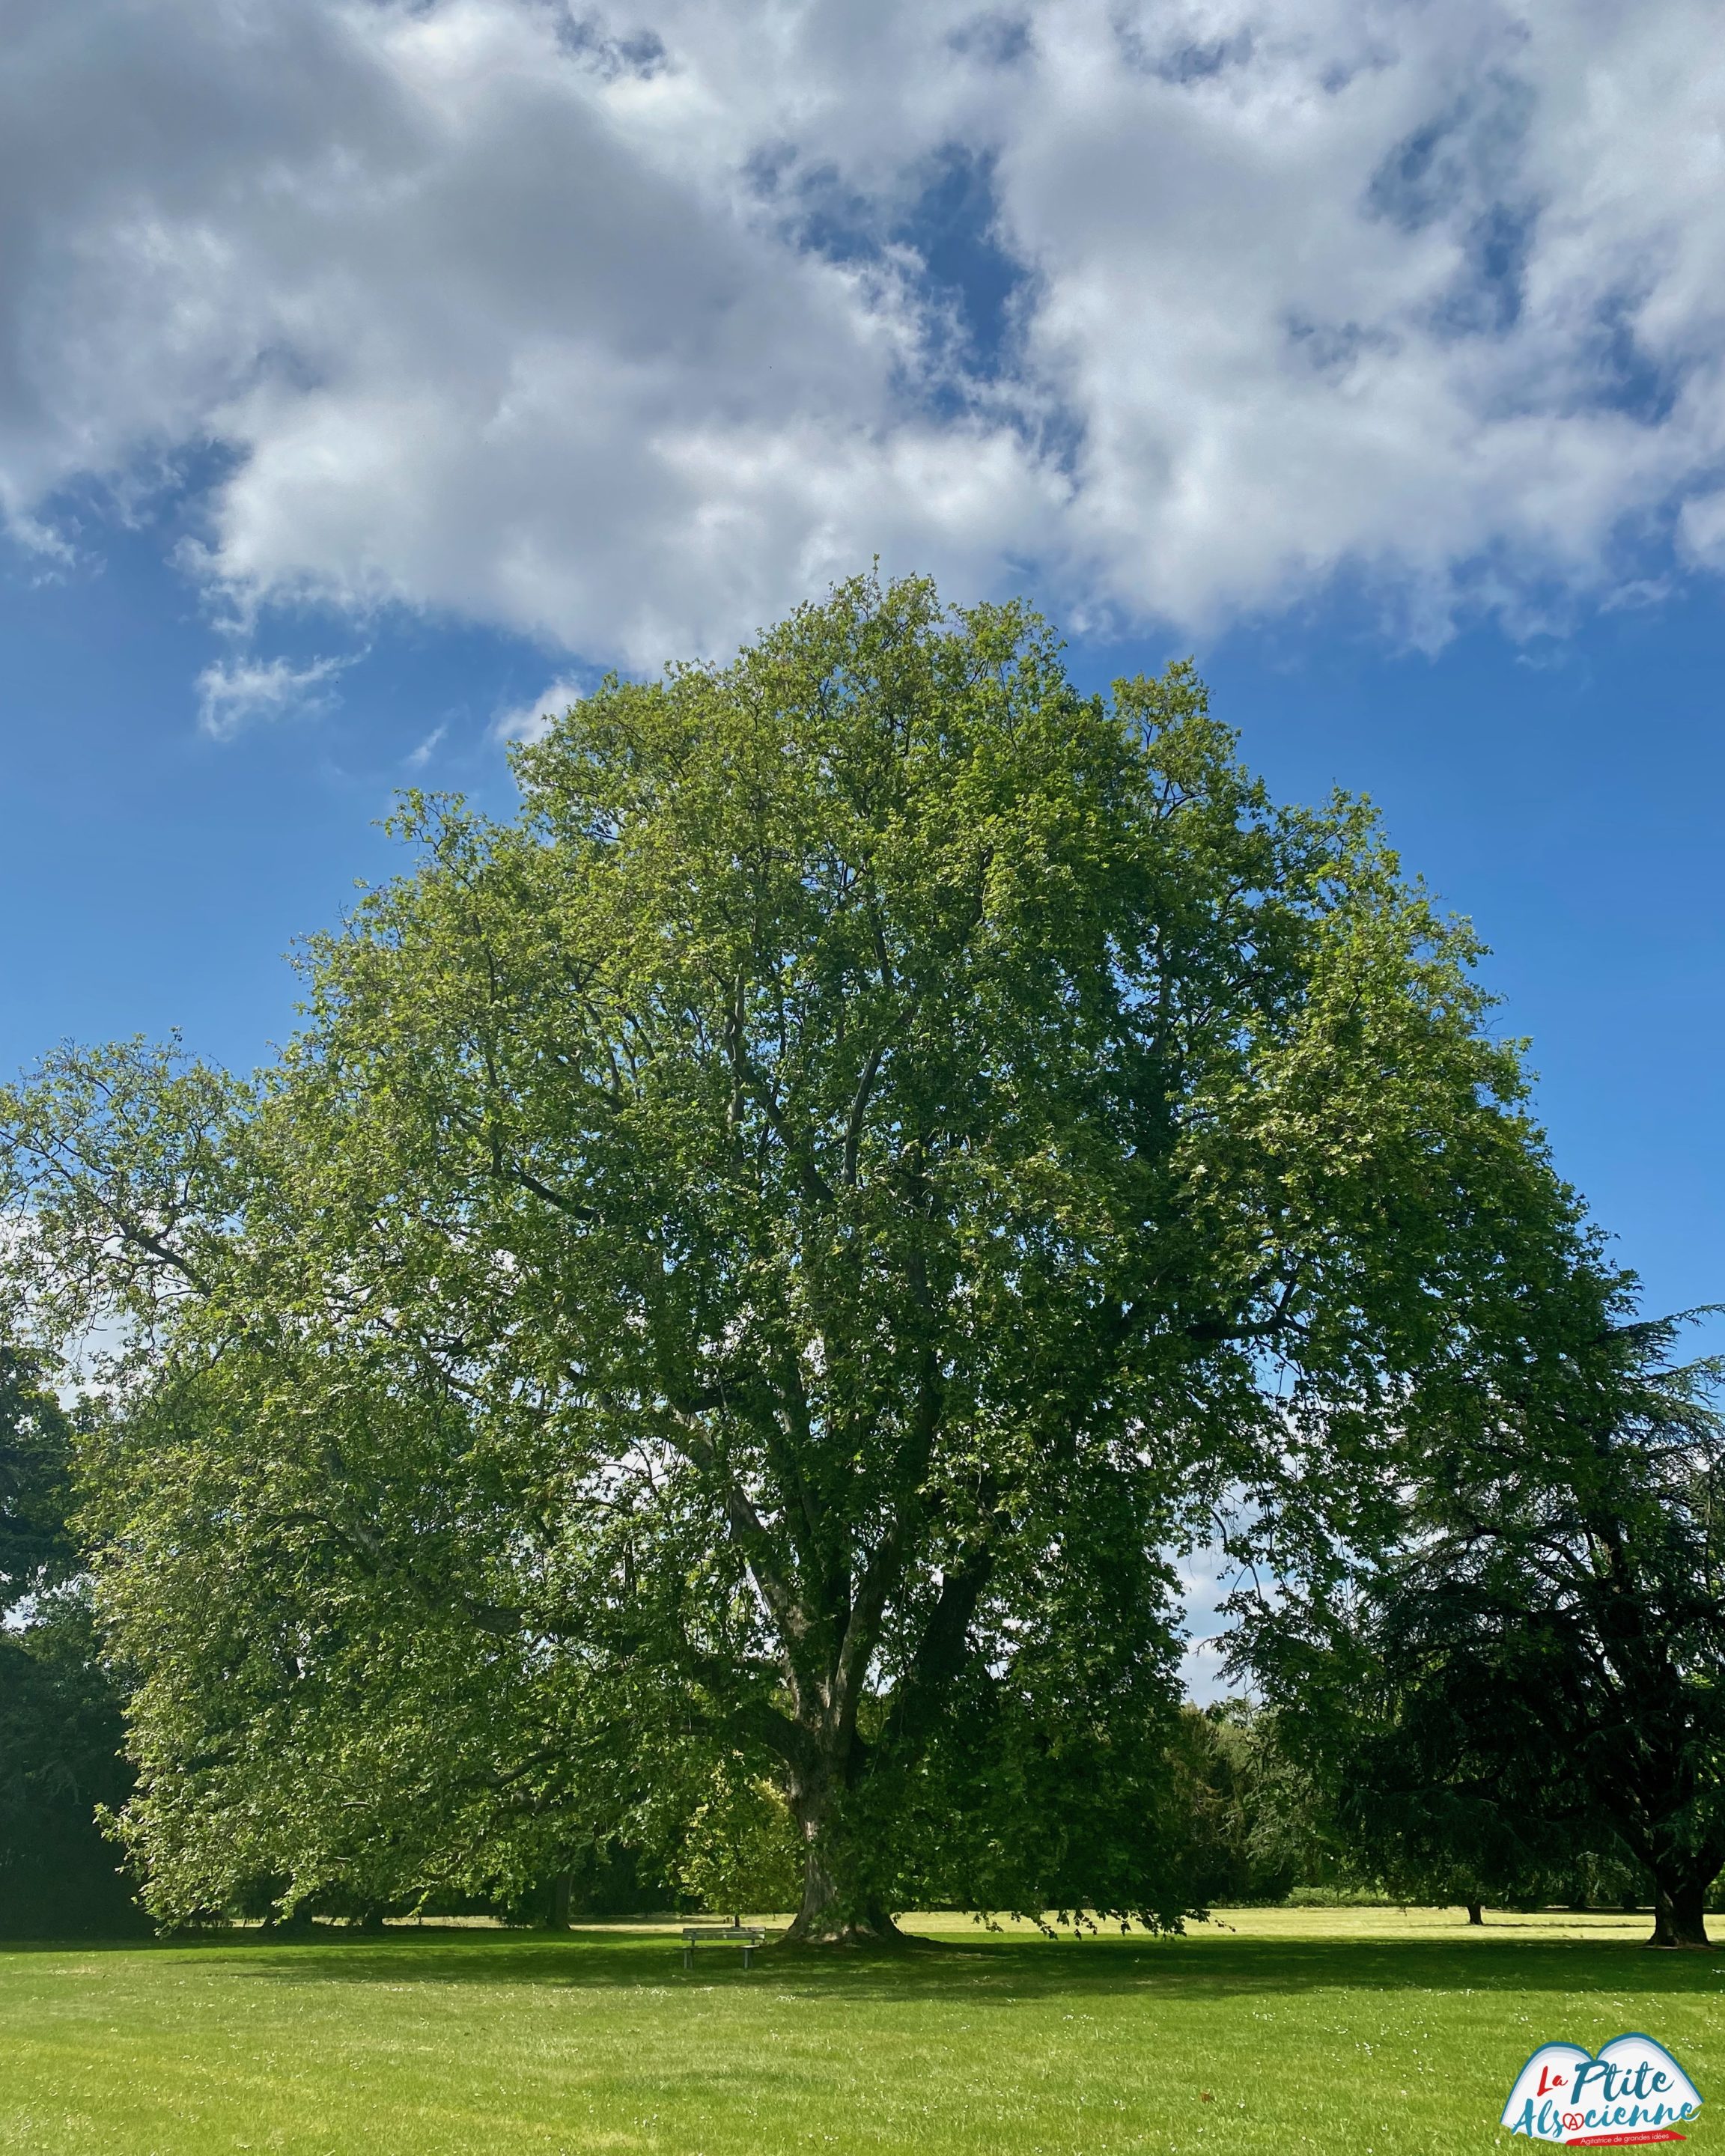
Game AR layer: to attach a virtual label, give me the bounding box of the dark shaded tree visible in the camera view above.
[1242,1305,1725,1946]
[1166,1702,1342,1907]
[0,1347,140,1936]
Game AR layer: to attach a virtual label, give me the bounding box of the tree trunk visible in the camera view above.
[544,1872,573,1931]
[1465,1901,1483,1927]
[1649,1869,1712,1949]
[782,1757,904,1947]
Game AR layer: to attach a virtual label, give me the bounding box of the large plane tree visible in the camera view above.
[1,576,1587,1940]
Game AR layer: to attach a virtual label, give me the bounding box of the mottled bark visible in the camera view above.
[781,1752,904,1946]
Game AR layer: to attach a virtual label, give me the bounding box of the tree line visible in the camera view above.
[2,576,1721,1945]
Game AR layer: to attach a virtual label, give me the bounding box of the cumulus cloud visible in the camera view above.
[4,0,1725,667]
[195,654,349,739]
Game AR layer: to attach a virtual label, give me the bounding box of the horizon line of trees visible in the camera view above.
[2,575,1721,1948]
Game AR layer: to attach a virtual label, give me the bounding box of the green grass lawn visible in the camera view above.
[1,1907,1720,2156]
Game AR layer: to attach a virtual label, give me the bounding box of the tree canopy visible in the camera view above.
[1,575,1601,1939]
[0,1345,140,1936]
[1240,1300,1725,1946]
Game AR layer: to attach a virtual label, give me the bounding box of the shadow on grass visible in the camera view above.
[32,1921,1717,2007]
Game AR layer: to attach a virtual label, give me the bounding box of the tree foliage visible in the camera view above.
[1,576,1590,1939]
[1166,1703,1342,1907]
[1241,1300,1725,1945]
[0,1346,140,1936]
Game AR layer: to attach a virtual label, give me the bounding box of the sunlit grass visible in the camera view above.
[2,1906,1719,2155]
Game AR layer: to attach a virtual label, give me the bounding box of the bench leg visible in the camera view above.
[742,1946,752,1969]
[683,1945,692,1970]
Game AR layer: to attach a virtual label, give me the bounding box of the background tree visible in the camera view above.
[0,1346,140,1936]
[1258,1657,1631,1924]
[2,576,1591,1942]
[1166,1702,1342,1907]
[672,1768,803,1917]
[1241,1304,1725,1946]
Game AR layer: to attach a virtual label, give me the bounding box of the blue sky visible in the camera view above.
[4,0,1724,1679]
[9,507,1719,1332]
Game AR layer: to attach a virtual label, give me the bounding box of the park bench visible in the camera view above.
[681,1921,767,1970]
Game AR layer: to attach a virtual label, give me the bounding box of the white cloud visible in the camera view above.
[493,679,588,746]
[404,722,448,770]
[195,654,347,739]
[1678,489,1725,570]
[1173,1541,1241,1705]
[4,0,1725,666]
